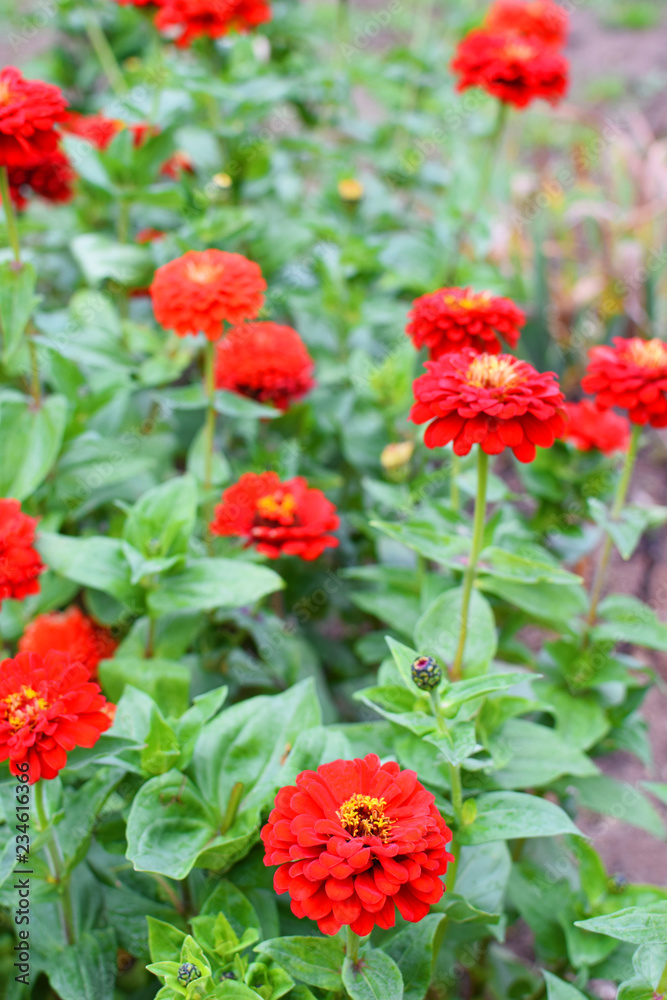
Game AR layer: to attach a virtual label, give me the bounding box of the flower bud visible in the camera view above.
[411,655,442,691]
[177,963,202,985]
[338,178,364,202]
[381,441,414,481]
[220,971,237,980]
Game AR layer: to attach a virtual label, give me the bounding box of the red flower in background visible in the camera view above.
[60,111,124,151]
[215,322,315,410]
[407,287,525,359]
[19,607,117,679]
[262,753,454,936]
[155,0,271,47]
[210,472,339,560]
[150,249,266,340]
[485,0,568,46]
[160,150,195,178]
[411,349,566,462]
[7,147,75,210]
[451,29,568,108]
[581,338,667,427]
[0,67,67,169]
[0,500,44,605]
[0,652,112,783]
[560,400,630,455]
[136,227,166,244]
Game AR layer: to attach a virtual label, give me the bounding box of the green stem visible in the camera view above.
[27,328,42,406]
[586,423,641,627]
[145,616,156,658]
[203,339,217,495]
[346,926,360,965]
[430,691,463,827]
[117,199,130,244]
[35,781,75,945]
[451,448,488,681]
[450,453,461,513]
[84,11,127,96]
[0,166,21,262]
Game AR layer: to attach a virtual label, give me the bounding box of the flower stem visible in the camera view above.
[346,926,360,965]
[450,453,461,513]
[35,781,75,945]
[586,423,641,627]
[430,691,463,828]
[84,11,127,96]
[451,448,488,681]
[0,166,21,263]
[203,339,217,495]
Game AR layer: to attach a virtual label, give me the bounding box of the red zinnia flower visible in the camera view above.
[0,652,112,783]
[155,0,271,47]
[451,29,568,108]
[60,111,124,151]
[410,349,566,462]
[407,287,525,359]
[0,67,67,169]
[6,146,75,210]
[19,607,117,679]
[581,337,667,427]
[560,400,630,454]
[215,322,315,410]
[150,249,266,340]
[0,500,44,606]
[210,472,339,560]
[485,0,568,47]
[262,753,454,937]
[160,150,194,178]
[136,227,167,244]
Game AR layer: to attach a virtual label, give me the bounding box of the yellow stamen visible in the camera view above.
[3,686,48,732]
[444,291,490,310]
[256,492,297,522]
[0,82,13,105]
[466,354,523,390]
[184,258,224,285]
[337,794,394,842]
[627,338,667,370]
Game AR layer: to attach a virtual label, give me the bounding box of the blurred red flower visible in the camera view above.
[485,0,568,47]
[7,147,75,210]
[215,322,315,410]
[155,0,271,47]
[262,753,454,936]
[160,150,195,178]
[19,607,117,679]
[0,500,44,605]
[407,287,525,359]
[451,29,568,108]
[0,651,113,783]
[0,67,67,169]
[410,349,566,462]
[60,111,124,151]
[560,400,630,454]
[150,249,266,340]
[581,338,667,427]
[210,471,339,560]
[136,227,167,244]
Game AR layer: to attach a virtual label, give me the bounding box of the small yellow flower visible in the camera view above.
[381,441,414,479]
[213,172,233,189]
[338,178,364,202]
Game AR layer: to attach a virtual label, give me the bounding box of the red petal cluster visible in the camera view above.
[60,111,124,150]
[410,349,566,462]
[150,249,266,340]
[262,754,454,936]
[0,500,44,605]
[160,150,195,178]
[215,322,315,410]
[210,471,339,560]
[19,607,117,679]
[581,337,667,427]
[485,0,568,46]
[7,147,75,210]
[451,29,568,108]
[407,287,525,359]
[560,400,630,455]
[0,67,67,169]
[0,651,113,783]
[155,0,272,47]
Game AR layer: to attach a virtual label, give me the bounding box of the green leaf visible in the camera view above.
[490,719,598,790]
[441,671,529,712]
[342,948,403,1000]
[214,390,280,419]
[355,684,436,738]
[384,914,443,1000]
[543,971,588,1000]
[385,636,421,689]
[534,682,609,751]
[575,903,667,944]
[0,393,67,500]
[148,558,284,615]
[99,657,190,718]
[454,842,511,919]
[565,776,665,838]
[371,519,470,569]
[0,260,39,361]
[478,577,588,624]
[255,937,345,990]
[478,547,581,585]
[592,594,667,651]
[415,587,497,673]
[147,916,187,963]
[37,531,139,604]
[123,475,198,560]
[48,929,116,1000]
[588,499,667,560]
[458,791,582,845]
[70,233,153,287]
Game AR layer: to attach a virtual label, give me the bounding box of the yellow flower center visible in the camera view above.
[337,794,394,842]
[0,82,14,105]
[3,686,48,732]
[256,492,297,524]
[627,338,667,370]
[502,40,536,61]
[338,178,364,202]
[466,354,523,390]
[184,258,224,285]
[444,291,490,310]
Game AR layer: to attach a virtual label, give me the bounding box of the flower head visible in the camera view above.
[155,0,272,47]
[410,349,566,462]
[160,149,195,179]
[0,67,67,169]
[0,651,113,782]
[581,337,667,427]
[19,606,117,678]
[560,399,630,454]
[485,0,568,46]
[150,249,266,340]
[411,655,442,691]
[60,111,124,150]
[210,472,339,560]
[0,500,44,605]
[262,753,454,936]
[451,29,568,108]
[6,146,75,210]
[407,287,525,359]
[215,321,315,410]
